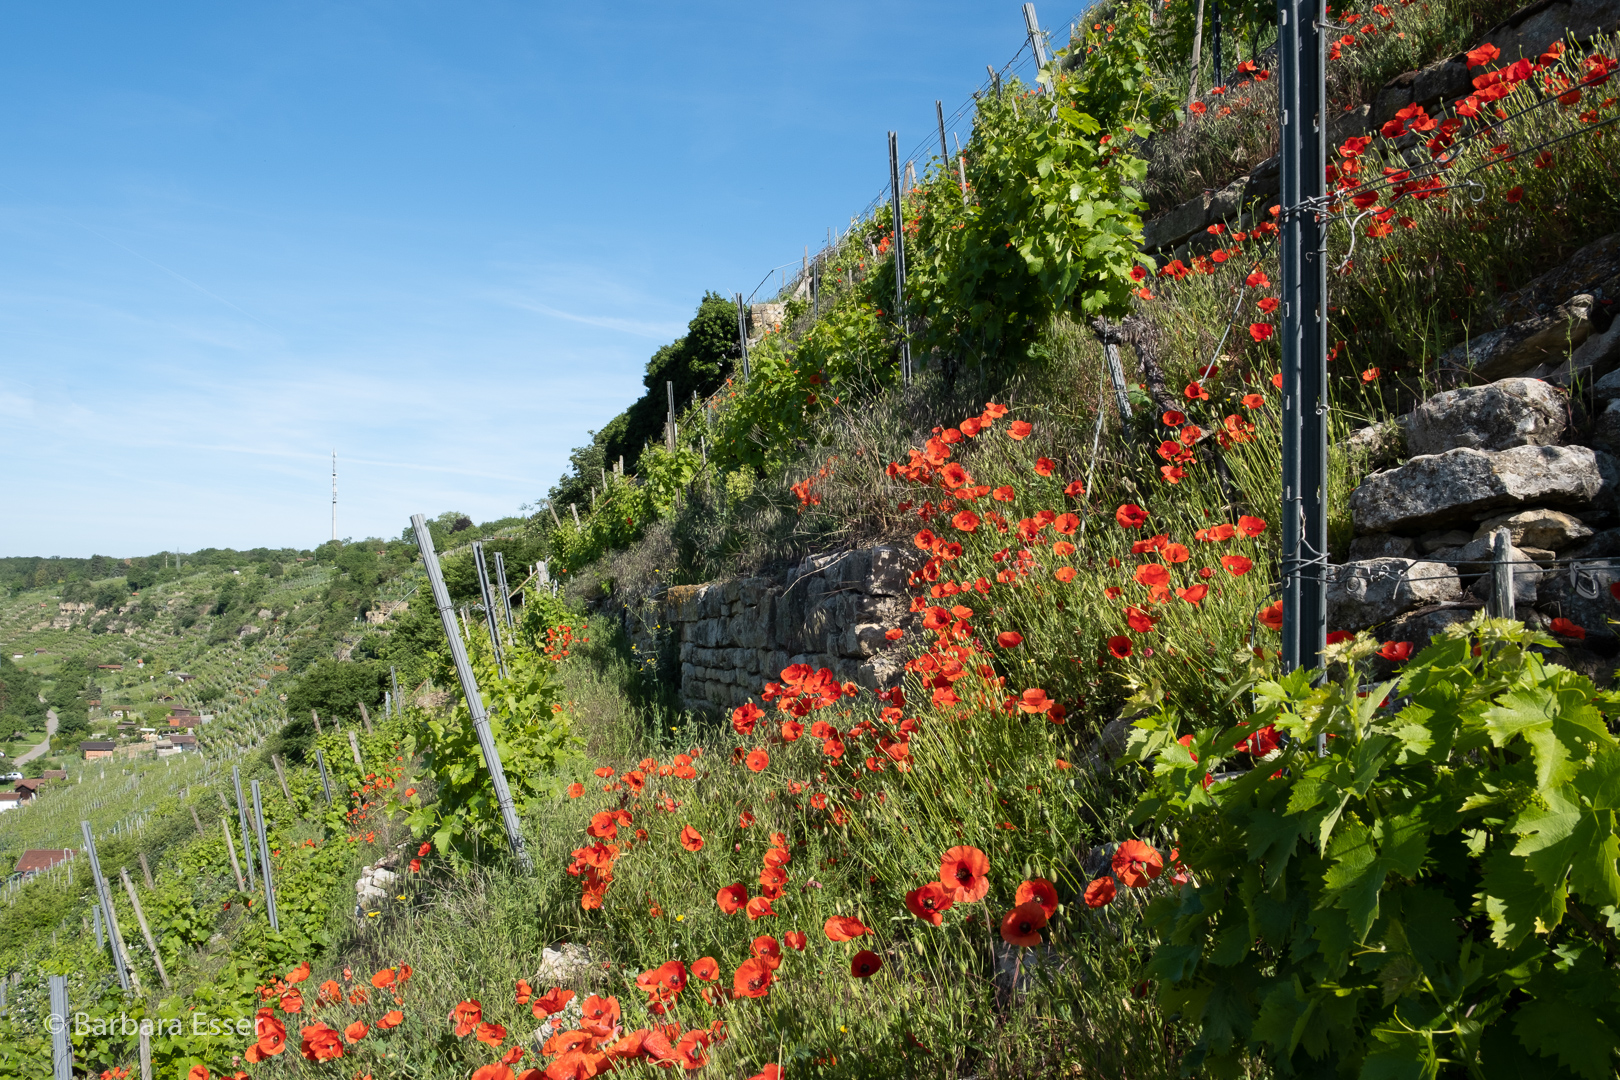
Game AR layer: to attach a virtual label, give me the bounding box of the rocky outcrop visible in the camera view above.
[1350,445,1602,534]
[1437,295,1595,382]
[1403,378,1565,456]
[1471,509,1593,550]
[648,546,918,712]
[1326,558,1463,631]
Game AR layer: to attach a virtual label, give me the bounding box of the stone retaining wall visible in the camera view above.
[634,546,918,712]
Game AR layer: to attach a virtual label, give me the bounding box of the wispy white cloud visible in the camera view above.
[502,297,685,339]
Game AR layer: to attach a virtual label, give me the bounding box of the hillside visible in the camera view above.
[7,1,1620,1078]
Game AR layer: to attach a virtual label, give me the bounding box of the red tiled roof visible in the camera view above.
[14,850,73,874]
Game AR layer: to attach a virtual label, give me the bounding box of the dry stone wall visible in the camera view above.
[632,546,918,713]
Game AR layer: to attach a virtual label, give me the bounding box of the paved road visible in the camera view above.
[14,710,56,767]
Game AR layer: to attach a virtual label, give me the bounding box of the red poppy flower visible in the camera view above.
[1220,555,1253,576]
[1112,840,1165,888]
[1015,878,1059,919]
[952,510,980,532]
[1258,600,1285,631]
[1162,409,1186,426]
[1237,515,1267,537]
[1018,688,1053,714]
[780,720,804,741]
[1134,564,1170,588]
[1184,382,1210,401]
[566,782,584,798]
[471,1066,514,1080]
[300,1023,345,1062]
[1376,640,1414,662]
[1007,420,1033,440]
[1325,630,1355,645]
[824,915,871,941]
[732,959,774,999]
[716,884,748,914]
[996,631,1024,648]
[731,702,764,734]
[922,606,951,630]
[1054,567,1076,583]
[850,950,883,978]
[1176,585,1209,605]
[473,1021,503,1048]
[1163,543,1190,564]
[1466,42,1500,66]
[1083,877,1116,907]
[680,826,704,852]
[783,930,808,951]
[531,987,574,1018]
[1241,393,1266,408]
[1034,456,1056,476]
[1549,617,1586,639]
[993,485,1016,502]
[1115,503,1149,528]
[1271,372,1283,388]
[1505,185,1524,203]
[1053,512,1080,534]
[1126,606,1155,633]
[746,749,769,772]
[1249,322,1274,342]
[746,896,777,920]
[939,846,990,902]
[983,402,1008,418]
[580,995,620,1028]
[376,1010,404,1029]
[905,882,956,926]
[1064,479,1085,497]
[1107,635,1132,659]
[999,902,1048,947]
[1130,265,1148,281]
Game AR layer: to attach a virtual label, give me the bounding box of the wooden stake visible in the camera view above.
[359,701,373,735]
[139,1025,152,1080]
[222,820,244,891]
[311,709,322,736]
[189,805,205,839]
[120,868,171,989]
[138,853,154,891]
[348,730,364,770]
[272,754,292,803]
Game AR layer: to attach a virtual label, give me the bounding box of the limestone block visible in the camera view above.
[1478,0,1620,64]
[1325,558,1463,631]
[1471,509,1593,550]
[1348,533,1417,560]
[1404,378,1565,456]
[1349,445,1602,533]
[1438,295,1594,381]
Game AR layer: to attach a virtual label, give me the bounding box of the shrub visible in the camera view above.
[1127,617,1620,1078]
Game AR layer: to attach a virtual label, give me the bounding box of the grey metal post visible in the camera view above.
[231,766,256,890]
[411,513,531,870]
[471,542,507,678]
[1278,0,1328,677]
[251,780,279,931]
[887,131,911,386]
[935,100,949,164]
[1488,528,1515,619]
[494,552,514,630]
[93,901,104,947]
[80,821,130,991]
[315,747,334,804]
[391,664,402,715]
[735,293,751,381]
[49,975,71,1079]
[1023,3,1050,70]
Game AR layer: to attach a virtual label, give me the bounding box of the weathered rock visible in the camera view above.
[1525,316,1620,384]
[1325,558,1463,631]
[1477,0,1620,67]
[1349,445,1603,533]
[1374,604,1481,671]
[1595,398,1620,452]
[1472,508,1594,550]
[1536,567,1620,655]
[1418,529,1474,554]
[1438,295,1594,381]
[1345,418,1407,470]
[1495,233,1620,324]
[1348,533,1416,560]
[536,943,594,983]
[1595,362,1620,401]
[1405,378,1566,456]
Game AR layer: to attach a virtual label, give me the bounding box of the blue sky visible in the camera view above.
[0,0,1079,558]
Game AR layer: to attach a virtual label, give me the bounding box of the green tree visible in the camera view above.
[280,660,386,761]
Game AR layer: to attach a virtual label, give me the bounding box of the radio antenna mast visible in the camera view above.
[331,451,337,541]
